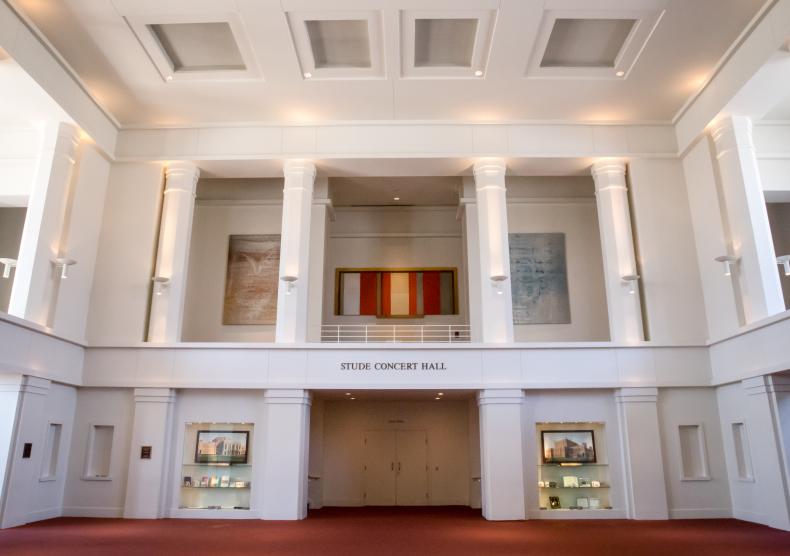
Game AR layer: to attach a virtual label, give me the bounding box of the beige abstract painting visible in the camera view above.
[223,235,280,325]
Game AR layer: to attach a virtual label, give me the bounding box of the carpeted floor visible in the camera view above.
[1,507,789,555]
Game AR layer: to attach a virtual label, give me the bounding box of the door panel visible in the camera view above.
[363,430,396,505]
[396,430,429,506]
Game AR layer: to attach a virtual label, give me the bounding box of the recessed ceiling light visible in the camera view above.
[345,392,351,396]
[615,70,625,77]
[474,70,483,77]
[393,197,400,201]
[438,392,444,396]
[304,72,312,79]
[166,75,173,81]
[435,397,441,400]
[350,397,356,400]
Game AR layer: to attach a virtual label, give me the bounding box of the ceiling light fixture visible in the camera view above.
[621,274,640,295]
[393,197,400,201]
[166,75,173,81]
[53,258,77,279]
[715,255,739,277]
[435,397,441,400]
[615,70,625,77]
[345,392,351,396]
[438,392,444,396]
[349,397,356,400]
[303,72,312,79]
[474,70,483,77]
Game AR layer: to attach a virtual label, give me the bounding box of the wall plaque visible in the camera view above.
[22,443,32,458]
[140,446,152,459]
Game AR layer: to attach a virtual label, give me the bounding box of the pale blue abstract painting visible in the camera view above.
[509,233,570,324]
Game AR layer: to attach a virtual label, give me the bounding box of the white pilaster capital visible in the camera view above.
[133,387,176,404]
[741,375,782,396]
[477,389,525,406]
[473,158,507,183]
[44,122,81,162]
[0,375,51,396]
[263,389,312,406]
[615,387,658,404]
[710,115,755,156]
[283,159,317,180]
[164,162,200,194]
[591,159,627,183]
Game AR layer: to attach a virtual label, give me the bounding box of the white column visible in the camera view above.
[711,116,784,323]
[306,177,330,342]
[477,389,525,520]
[616,388,668,520]
[461,182,483,342]
[147,162,200,342]
[738,377,790,530]
[260,389,311,519]
[124,388,176,519]
[9,122,80,327]
[591,160,644,343]
[275,160,316,343]
[472,159,514,343]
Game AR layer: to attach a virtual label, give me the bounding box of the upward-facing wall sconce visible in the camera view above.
[621,274,640,294]
[0,258,17,279]
[777,255,790,277]
[151,276,171,296]
[53,258,77,279]
[281,275,298,295]
[491,274,508,295]
[715,255,739,277]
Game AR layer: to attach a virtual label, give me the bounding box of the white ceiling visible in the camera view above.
[0,53,71,127]
[9,0,767,128]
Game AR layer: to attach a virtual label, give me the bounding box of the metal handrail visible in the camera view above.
[320,324,471,343]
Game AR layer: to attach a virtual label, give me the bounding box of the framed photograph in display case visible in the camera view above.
[541,430,596,464]
[195,430,249,464]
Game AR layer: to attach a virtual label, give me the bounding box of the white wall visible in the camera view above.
[87,162,164,344]
[682,138,742,340]
[657,388,731,518]
[767,203,790,310]
[522,389,627,518]
[319,399,473,507]
[629,159,709,344]
[0,128,40,207]
[323,207,468,327]
[1,380,76,528]
[506,177,609,342]
[62,388,134,518]
[182,180,283,342]
[0,208,26,312]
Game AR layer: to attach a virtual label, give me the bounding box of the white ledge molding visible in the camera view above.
[114,123,678,161]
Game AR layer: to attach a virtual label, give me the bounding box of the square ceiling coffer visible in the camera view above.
[305,20,371,68]
[414,19,478,67]
[541,18,636,68]
[149,22,246,72]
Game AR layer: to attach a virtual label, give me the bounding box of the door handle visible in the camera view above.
[391,462,394,471]
[398,462,402,472]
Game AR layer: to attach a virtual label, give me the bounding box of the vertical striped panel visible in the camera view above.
[390,272,410,316]
[341,272,360,315]
[416,272,424,316]
[381,272,392,316]
[359,272,378,315]
[440,271,454,315]
[408,272,418,316]
[422,271,441,315]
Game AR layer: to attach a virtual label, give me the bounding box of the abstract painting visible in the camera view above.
[509,233,570,324]
[223,235,280,325]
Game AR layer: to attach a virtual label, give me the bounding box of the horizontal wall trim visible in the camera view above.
[62,506,124,518]
[668,508,733,519]
[329,233,462,239]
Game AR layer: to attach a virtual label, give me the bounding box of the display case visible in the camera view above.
[178,422,253,511]
[536,422,614,515]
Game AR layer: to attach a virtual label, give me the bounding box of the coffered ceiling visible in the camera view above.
[8,0,768,127]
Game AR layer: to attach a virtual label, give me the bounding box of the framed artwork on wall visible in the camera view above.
[541,430,596,464]
[222,235,280,325]
[335,268,458,317]
[509,233,571,325]
[195,430,249,464]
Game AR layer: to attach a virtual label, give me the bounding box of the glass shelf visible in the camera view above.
[179,506,250,510]
[182,463,252,467]
[540,486,609,490]
[181,486,250,490]
[538,463,608,467]
[540,508,613,512]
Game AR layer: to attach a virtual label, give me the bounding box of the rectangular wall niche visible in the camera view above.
[678,425,709,480]
[40,423,62,480]
[731,422,754,481]
[83,425,114,479]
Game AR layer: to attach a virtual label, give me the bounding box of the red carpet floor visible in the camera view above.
[1,507,789,556]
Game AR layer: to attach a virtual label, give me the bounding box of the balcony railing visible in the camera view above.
[320,324,471,343]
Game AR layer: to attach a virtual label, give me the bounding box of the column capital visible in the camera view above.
[477,389,524,406]
[264,389,312,406]
[591,159,627,182]
[283,159,317,179]
[710,115,754,156]
[43,122,80,162]
[164,162,200,193]
[473,158,507,181]
[133,387,176,404]
[615,387,658,404]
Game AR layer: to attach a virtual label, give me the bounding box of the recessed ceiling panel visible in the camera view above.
[414,19,477,68]
[149,22,245,71]
[541,18,636,68]
[305,19,371,69]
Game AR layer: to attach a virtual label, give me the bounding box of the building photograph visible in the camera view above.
[0,0,790,554]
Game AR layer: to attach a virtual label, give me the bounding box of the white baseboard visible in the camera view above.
[733,508,790,531]
[322,499,365,507]
[669,508,733,519]
[62,506,124,518]
[27,507,62,522]
[429,499,471,506]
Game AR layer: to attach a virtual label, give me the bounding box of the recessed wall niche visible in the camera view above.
[83,425,114,479]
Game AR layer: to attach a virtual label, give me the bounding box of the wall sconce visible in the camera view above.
[0,258,17,279]
[621,274,640,294]
[151,276,171,296]
[281,275,298,295]
[715,255,739,276]
[491,274,508,295]
[777,255,790,277]
[53,258,77,279]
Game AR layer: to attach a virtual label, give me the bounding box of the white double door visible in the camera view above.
[364,430,428,506]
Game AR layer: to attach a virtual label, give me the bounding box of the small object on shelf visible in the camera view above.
[548,481,557,488]
[200,476,209,487]
[562,476,579,488]
[183,476,192,487]
[538,481,545,488]
[539,507,547,510]
[591,480,601,488]
[569,506,582,510]
[220,475,230,488]
[549,496,561,509]
[207,505,221,510]
[579,478,592,488]
[577,497,590,508]
[589,498,601,509]
[209,476,219,488]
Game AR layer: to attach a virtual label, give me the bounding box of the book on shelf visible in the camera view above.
[220,475,230,488]
[209,476,220,488]
[200,476,209,487]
